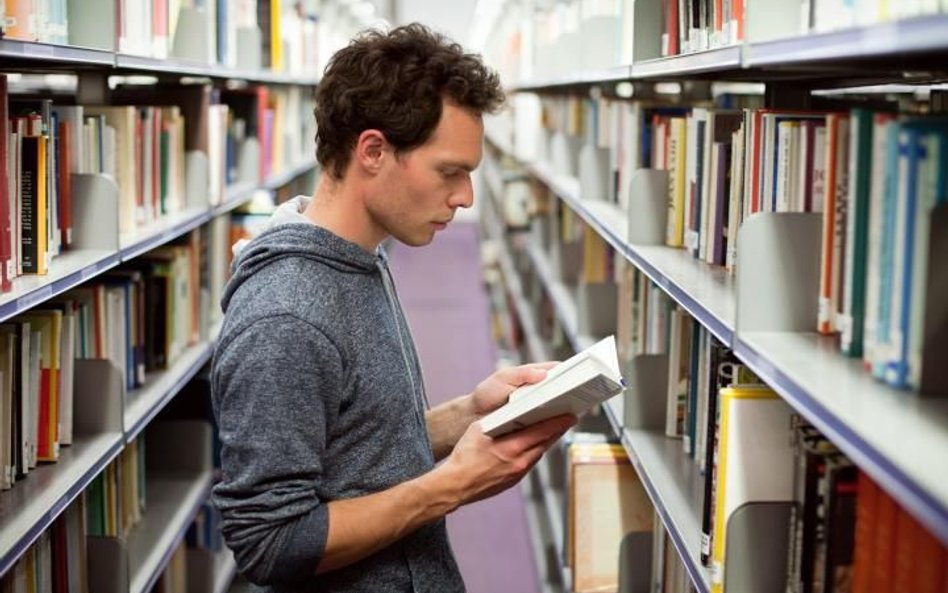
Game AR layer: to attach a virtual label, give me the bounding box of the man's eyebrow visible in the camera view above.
[438,160,477,172]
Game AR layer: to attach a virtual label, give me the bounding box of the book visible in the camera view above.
[480,336,625,437]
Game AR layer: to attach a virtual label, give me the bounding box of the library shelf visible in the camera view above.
[214,182,261,217]
[481,150,505,206]
[512,65,632,92]
[262,158,318,191]
[0,431,125,577]
[746,14,948,67]
[521,478,567,593]
[524,242,597,352]
[114,54,319,86]
[0,249,121,324]
[123,336,216,442]
[602,400,711,593]
[127,470,214,593]
[0,38,114,66]
[119,207,211,263]
[734,331,948,546]
[494,234,553,364]
[522,159,736,346]
[631,45,742,79]
[531,455,571,590]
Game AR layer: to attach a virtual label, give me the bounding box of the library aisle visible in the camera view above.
[388,222,541,593]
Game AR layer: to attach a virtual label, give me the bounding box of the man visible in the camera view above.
[211,23,575,593]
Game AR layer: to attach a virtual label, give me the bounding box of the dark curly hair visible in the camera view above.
[314,23,505,179]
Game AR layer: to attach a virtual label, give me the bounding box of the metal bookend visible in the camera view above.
[722,501,793,593]
[626,169,669,246]
[579,143,612,202]
[735,213,822,333]
[73,359,125,437]
[622,354,669,431]
[71,174,121,251]
[185,151,211,211]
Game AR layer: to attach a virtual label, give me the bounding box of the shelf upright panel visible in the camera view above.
[0,250,121,323]
[123,341,214,441]
[0,432,125,577]
[631,46,742,79]
[524,161,735,346]
[118,207,211,262]
[127,471,214,593]
[0,39,115,65]
[512,65,633,92]
[524,242,596,352]
[747,14,948,66]
[602,400,711,593]
[734,332,948,545]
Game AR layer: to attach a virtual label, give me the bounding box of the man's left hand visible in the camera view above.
[470,362,559,417]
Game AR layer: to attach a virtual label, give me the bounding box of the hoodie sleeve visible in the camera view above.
[211,314,343,585]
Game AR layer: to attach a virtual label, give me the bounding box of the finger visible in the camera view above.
[495,364,554,388]
[526,361,559,371]
[497,414,576,451]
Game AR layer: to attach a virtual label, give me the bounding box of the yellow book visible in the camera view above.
[666,117,688,247]
[582,226,610,284]
[270,0,282,71]
[710,386,794,593]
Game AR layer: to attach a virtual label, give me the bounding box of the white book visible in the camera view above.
[480,336,624,437]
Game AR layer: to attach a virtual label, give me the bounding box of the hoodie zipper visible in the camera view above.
[377,257,430,429]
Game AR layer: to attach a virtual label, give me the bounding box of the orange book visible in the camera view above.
[870,487,897,592]
[818,114,843,334]
[892,509,918,591]
[57,120,72,249]
[851,472,877,593]
[912,521,947,593]
[21,311,62,462]
[3,0,36,41]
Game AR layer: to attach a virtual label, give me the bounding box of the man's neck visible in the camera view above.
[304,172,385,252]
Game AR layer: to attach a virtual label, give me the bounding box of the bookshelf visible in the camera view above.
[0,1,339,589]
[479,4,948,591]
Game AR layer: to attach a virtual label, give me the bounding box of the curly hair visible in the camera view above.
[314,23,505,179]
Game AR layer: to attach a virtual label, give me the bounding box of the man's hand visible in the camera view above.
[435,414,576,506]
[470,361,559,417]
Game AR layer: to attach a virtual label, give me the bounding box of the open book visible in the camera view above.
[481,336,625,437]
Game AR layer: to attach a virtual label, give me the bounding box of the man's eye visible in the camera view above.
[441,170,459,178]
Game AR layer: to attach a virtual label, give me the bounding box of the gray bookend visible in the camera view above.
[236,138,261,185]
[71,174,121,251]
[735,213,822,333]
[550,132,582,178]
[722,502,793,593]
[577,282,618,338]
[617,531,653,593]
[66,0,115,50]
[235,27,263,71]
[185,151,211,211]
[581,15,621,71]
[73,359,124,437]
[626,169,669,246]
[579,143,612,201]
[145,420,213,474]
[631,0,662,62]
[621,354,669,431]
[171,7,211,64]
[87,536,129,593]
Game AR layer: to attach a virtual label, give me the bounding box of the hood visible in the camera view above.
[222,196,383,312]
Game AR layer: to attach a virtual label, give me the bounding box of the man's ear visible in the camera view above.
[354,129,388,174]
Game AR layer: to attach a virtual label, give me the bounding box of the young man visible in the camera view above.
[211,23,575,593]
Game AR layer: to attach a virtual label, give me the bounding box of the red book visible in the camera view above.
[666,0,679,55]
[57,120,72,249]
[870,487,897,592]
[256,86,270,182]
[0,75,10,292]
[912,521,946,593]
[893,509,917,592]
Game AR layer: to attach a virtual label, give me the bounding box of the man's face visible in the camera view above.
[366,101,484,247]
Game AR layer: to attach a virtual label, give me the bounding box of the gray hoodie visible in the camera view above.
[210,197,464,593]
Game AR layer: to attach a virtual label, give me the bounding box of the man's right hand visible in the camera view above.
[436,414,577,506]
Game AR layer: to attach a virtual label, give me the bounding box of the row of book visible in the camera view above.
[485,196,948,592]
[0,0,321,75]
[0,228,213,491]
[804,0,948,33]
[0,422,225,591]
[660,0,744,57]
[534,93,948,394]
[0,75,312,289]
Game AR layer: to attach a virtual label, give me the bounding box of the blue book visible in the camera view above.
[873,121,901,380]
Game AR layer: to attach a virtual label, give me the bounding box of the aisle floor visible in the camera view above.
[388,222,542,593]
